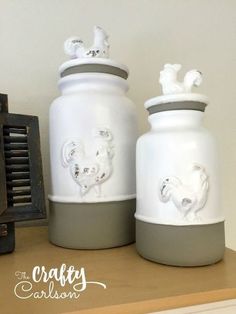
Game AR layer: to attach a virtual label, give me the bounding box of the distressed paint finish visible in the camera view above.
[62,128,114,197]
[159,163,209,222]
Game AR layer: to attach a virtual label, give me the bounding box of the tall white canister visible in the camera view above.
[136,64,225,266]
[49,26,138,249]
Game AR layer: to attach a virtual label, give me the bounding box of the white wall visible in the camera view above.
[0,0,235,249]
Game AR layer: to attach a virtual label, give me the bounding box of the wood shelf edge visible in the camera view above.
[64,288,236,314]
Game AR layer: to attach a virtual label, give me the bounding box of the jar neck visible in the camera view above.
[148,110,204,130]
[58,73,129,95]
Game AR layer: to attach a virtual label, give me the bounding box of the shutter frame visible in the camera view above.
[0,95,46,224]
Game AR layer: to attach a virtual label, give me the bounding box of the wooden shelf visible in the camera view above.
[0,226,236,313]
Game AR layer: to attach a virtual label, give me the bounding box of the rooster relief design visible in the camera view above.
[62,128,114,197]
[159,164,209,222]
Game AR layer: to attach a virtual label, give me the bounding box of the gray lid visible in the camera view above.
[147,100,207,115]
[60,59,128,79]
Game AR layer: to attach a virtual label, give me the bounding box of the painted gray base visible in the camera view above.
[49,199,135,249]
[136,219,225,266]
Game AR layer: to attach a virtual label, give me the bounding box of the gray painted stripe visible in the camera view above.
[148,101,207,115]
[61,64,128,79]
[136,219,225,266]
[49,199,135,249]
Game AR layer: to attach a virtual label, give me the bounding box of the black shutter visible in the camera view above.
[0,114,46,222]
[0,94,46,253]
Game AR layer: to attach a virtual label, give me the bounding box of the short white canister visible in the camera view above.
[136,64,225,266]
[48,26,138,249]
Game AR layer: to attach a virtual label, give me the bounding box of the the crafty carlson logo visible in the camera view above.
[14,264,106,299]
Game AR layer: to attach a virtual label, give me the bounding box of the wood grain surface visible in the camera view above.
[0,226,235,314]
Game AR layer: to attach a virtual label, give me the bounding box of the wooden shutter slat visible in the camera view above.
[4,151,29,157]
[5,157,29,165]
[0,106,46,223]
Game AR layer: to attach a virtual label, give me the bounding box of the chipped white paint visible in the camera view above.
[64,26,109,59]
[61,128,114,197]
[159,163,209,222]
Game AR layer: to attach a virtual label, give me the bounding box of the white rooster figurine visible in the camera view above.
[62,128,114,197]
[159,164,209,222]
[64,26,109,59]
[159,64,202,94]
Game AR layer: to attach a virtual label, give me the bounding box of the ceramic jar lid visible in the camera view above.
[145,64,209,114]
[59,26,129,79]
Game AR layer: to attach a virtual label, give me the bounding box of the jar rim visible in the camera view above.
[147,101,207,115]
[59,58,129,79]
[145,93,209,110]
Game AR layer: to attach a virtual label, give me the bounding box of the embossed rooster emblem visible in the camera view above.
[62,128,114,197]
[159,164,209,222]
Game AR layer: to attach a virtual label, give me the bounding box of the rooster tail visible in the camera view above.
[92,26,110,58]
[94,26,109,46]
[193,164,208,183]
[184,70,202,92]
[159,179,171,202]
[64,37,84,59]
[199,171,209,208]
[61,139,83,167]
[192,163,209,209]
